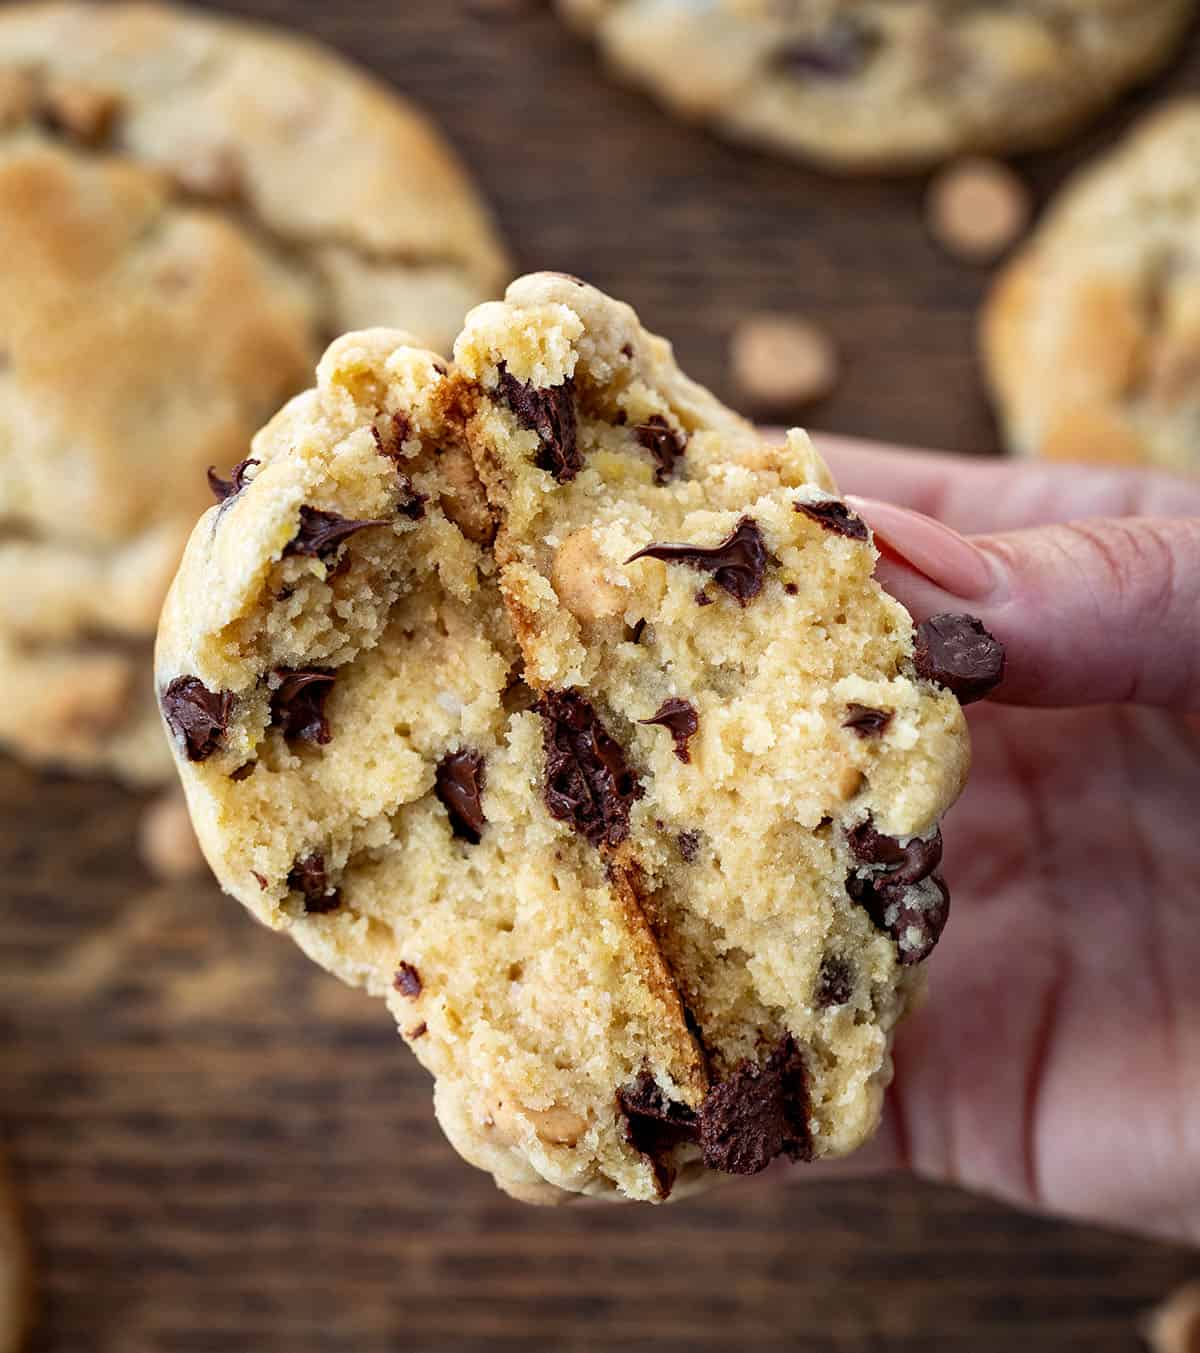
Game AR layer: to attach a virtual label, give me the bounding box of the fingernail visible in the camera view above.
[845,496,998,602]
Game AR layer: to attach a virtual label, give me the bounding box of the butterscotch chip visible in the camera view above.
[927,158,1031,262]
[139,789,206,882]
[731,315,838,411]
[1144,1282,1200,1353]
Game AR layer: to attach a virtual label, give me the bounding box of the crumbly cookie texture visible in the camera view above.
[0,1157,31,1353]
[983,100,1200,475]
[559,0,1194,172]
[0,2,507,783]
[159,277,989,1204]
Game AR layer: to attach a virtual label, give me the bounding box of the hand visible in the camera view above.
[810,435,1200,1246]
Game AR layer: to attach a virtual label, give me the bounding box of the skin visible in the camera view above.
[806,435,1200,1247]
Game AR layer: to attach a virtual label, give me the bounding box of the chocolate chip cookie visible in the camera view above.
[559,0,1194,172]
[0,2,508,783]
[983,100,1200,473]
[158,277,993,1203]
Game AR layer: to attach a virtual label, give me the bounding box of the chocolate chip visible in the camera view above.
[846,821,949,963]
[815,956,855,1008]
[620,343,634,359]
[287,853,341,914]
[847,820,943,885]
[695,590,714,607]
[539,690,643,847]
[495,364,581,483]
[394,962,422,997]
[251,871,269,891]
[699,1034,812,1175]
[408,1022,428,1039]
[626,517,769,606]
[776,17,878,79]
[634,415,687,484]
[617,1072,700,1197]
[640,698,699,763]
[230,761,256,781]
[269,668,335,746]
[913,613,1005,705]
[678,830,702,863]
[283,506,388,563]
[207,457,259,503]
[795,498,868,541]
[629,618,647,644]
[435,749,487,843]
[843,704,893,737]
[394,476,427,520]
[161,676,234,762]
[784,582,799,595]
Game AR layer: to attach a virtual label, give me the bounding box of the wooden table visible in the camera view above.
[3,3,1198,1349]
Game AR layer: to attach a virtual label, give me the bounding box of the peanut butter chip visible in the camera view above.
[1144,1282,1200,1353]
[927,158,1031,263]
[139,790,206,882]
[730,314,839,411]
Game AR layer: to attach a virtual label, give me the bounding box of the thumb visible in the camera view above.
[847,498,1200,711]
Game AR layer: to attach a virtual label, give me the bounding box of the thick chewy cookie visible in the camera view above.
[983,100,1200,474]
[158,277,994,1203]
[0,2,507,782]
[559,0,1194,172]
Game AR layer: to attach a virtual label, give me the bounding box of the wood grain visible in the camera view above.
[3,2,1200,1349]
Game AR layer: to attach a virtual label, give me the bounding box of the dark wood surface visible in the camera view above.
[3,3,1199,1349]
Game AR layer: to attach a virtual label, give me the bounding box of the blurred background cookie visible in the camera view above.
[982,100,1200,472]
[0,1,507,783]
[0,1156,31,1353]
[558,0,1195,172]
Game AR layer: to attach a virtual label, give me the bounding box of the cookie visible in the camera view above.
[0,1157,31,1353]
[157,277,986,1203]
[559,0,1194,172]
[0,2,508,783]
[983,100,1200,474]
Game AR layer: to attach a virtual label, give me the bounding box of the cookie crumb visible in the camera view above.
[927,158,1031,264]
[730,315,838,411]
[139,789,206,882]
[1143,1282,1200,1353]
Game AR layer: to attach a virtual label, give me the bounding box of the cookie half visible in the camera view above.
[983,99,1200,474]
[0,2,507,782]
[158,278,987,1203]
[560,0,1194,172]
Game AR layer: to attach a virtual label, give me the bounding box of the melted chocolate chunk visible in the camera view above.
[435,749,487,843]
[678,829,702,863]
[207,457,259,503]
[161,676,233,762]
[495,363,581,482]
[776,17,879,78]
[843,703,893,738]
[640,698,699,763]
[626,517,768,606]
[287,853,341,913]
[283,506,388,563]
[699,1034,812,1175]
[914,613,1005,705]
[539,690,642,847]
[394,962,422,997]
[618,1072,700,1196]
[795,498,868,541]
[634,415,687,484]
[847,820,943,885]
[815,955,855,1008]
[846,821,949,963]
[269,668,336,746]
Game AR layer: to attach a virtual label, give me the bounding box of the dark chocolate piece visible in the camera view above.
[161,676,234,763]
[913,613,1005,705]
[776,17,879,78]
[795,498,868,541]
[846,820,949,964]
[269,668,336,746]
[843,704,893,738]
[815,956,855,1008]
[283,506,388,563]
[495,363,581,483]
[230,761,256,781]
[207,457,259,503]
[695,590,714,607]
[435,749,487,843]
[394,962,422,997]
[539,690,643,847]
[699,1034,812,1175]
[634,415,687,484]
[639,698,699,763]
[287,853,341,914]
[617,1072,700,1196]
[626,517,768,606]
[677,830,702,863]
[847,820,942,885]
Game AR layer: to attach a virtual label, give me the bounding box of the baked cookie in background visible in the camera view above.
[0,1156,31,1353]
[0,1,508,783]
[558,0,1195,172]
[982,100,1200,473]
[156,275,998,1204]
